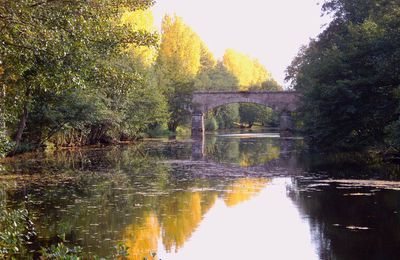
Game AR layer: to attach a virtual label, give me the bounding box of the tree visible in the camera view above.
[121,8,159,70]
[165,81,193,132]
[157,14,204,85]
[0,0,158,153]
[222,49,274,91]
[239,103,259,128]
[286,0,400,151]
[156,14,215,131]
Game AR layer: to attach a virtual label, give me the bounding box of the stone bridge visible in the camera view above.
[191,91,300,137]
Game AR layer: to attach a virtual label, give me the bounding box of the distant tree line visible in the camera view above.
[0,1,281,156]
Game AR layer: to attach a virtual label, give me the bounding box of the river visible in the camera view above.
[1,129,400,259]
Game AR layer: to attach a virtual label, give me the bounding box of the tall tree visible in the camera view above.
[222,49,274,90]
[157,14,204,84]
[286,0,400,151]
[156,14,215,131]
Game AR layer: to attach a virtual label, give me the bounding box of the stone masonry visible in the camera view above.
[191,91,300,137]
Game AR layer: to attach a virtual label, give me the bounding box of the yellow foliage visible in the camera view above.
[159,191,217,252]
[122,191,219,258]
[158,14,216,83]
[121,9,158,68]
[123,212,161,260]
[121,9,156,31]
[200,43,217,69]
[223,49,271,90]
[223,178,270,207]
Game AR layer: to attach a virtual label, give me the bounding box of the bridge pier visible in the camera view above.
[191,112,205,139]
[280,111,294,134]
[191,137,205,160]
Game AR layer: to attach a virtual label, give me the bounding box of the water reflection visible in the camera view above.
[124,212,160,260]
[1,132,400,259]
[157,179,318,260]
[189,133,301,178]
[223,178,270,207]
[0,139,277,258]
[288,177,400,260]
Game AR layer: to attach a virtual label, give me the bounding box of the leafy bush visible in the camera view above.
[0,199,34,257]
[0,134,13,158]
[40,242,129,259]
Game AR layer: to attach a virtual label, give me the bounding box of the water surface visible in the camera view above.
[1,130,400,259]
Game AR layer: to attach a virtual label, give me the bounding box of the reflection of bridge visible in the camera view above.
[191,91,300,137]
[188,137,300,177]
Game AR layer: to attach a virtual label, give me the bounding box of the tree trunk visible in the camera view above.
[168,121,178,132]
[0,84,5,134]
[0,84,7,157]
[13,101,29,152]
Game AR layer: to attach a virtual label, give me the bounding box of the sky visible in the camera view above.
[152,0,332,87]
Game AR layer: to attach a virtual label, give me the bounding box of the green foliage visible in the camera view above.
[146,124,172,137]
[165,81,194,132]
[205,117,218,131]
[239,104,259,127]
[40,242,129,259]
[286,0,400,151]
[122,85,169,137]
[214,104,240,129]
[259,79,283,91]
[0,0,158,151]
[26,89,101,146]
[195,62,239,91]
[40,243,83,260]
[0,193,35,257]
[257,107,279,127]
[0,134,13,158]
[238,103,276,128]
[176,126,191,136]
[0,1,282,153]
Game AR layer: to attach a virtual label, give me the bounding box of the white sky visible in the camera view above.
[152,0,331,87]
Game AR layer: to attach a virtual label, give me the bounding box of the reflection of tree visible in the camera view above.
[206,136,240,164]
[124,212,160,260]
[239,141,280,167]
[157,191,218,252]
[2,141,273,258]
[288,179,400,260]
[223,178,270,207]
[206,137,280,167]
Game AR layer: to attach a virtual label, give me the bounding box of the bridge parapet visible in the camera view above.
[192,91,299,114]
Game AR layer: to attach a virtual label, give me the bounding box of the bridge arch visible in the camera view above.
[191,91,300,137]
